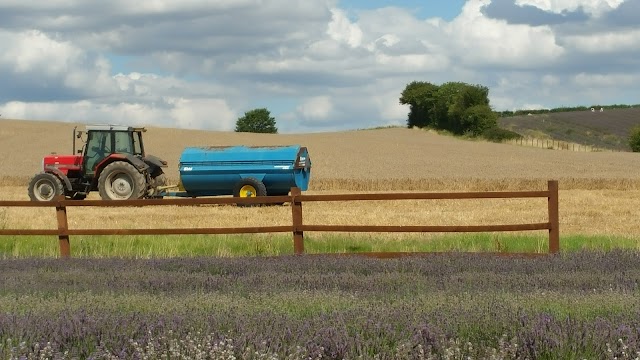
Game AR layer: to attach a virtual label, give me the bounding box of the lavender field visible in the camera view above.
[1,252,640,359]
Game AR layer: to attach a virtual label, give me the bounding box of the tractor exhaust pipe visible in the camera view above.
[72,126,77,155]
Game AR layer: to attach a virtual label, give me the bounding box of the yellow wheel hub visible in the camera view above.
[239,185,257,197]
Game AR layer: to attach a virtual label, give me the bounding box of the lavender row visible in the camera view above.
[1,251,639,358]
[1,307,640,358]
[1,251,639,296]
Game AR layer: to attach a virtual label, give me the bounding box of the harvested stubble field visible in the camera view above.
[2,119,640,189]
[2,119,640,255]
[2,184,640,256]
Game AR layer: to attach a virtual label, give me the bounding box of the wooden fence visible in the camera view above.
[0,180,559,257]
[506,137,616,152]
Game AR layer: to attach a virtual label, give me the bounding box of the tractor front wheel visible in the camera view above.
[28,173,64,201]
[98,161,147,200]
[233,177,267,207]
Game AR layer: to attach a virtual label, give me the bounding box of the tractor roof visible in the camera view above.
[85,124,147,132]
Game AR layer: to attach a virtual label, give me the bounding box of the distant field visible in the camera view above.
[498,107,640,151]
[3,119,640,191]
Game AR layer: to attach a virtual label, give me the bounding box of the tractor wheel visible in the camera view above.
[98,161,147,200]
[28,173,64,201]
[233,177,267,207]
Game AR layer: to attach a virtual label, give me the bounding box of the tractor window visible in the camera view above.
[84,131,112,174]
[114,131,133,154]
[132,131,143,156]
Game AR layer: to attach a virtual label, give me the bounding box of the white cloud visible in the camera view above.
[522,103,548,109]
[573,73,640,87]
[168,98,236,130]
[297,96,333,120]
[445,0,565,67]
[0,29,118,99]
[0,100,163,126]
[0,30,82,74]
[327,8,363,48]
[376,95,409,123]
[542,74,560,86]
[564,28,640,53]
[0,98,237,131]
[515,0,625,16]
[374,53,449,72]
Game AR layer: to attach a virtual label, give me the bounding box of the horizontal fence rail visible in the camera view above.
[0,180,560,257]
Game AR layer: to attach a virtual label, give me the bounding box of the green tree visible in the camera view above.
[461,104,498,136]
[628,126,640,152]
[400,80,496,136]
[399,81,439,128]
[433,82,468,133]
[235,108,278,134]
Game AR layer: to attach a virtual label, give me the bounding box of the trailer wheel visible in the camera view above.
[233,178,267,207]
[28,173,64,201]
[98,161,147,200]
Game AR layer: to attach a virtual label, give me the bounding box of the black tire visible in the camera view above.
[28,173,64,201]
[233,177,267,207]
[98,161,147,200]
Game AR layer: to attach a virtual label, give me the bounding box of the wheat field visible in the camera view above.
[2,119,640,245]
[2,119,640,189]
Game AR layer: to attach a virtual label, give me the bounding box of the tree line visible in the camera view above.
[398,81,519,141]
[499,104,640,117]
[233,84,639,152]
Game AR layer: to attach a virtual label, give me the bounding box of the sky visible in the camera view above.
[0,0,638,133]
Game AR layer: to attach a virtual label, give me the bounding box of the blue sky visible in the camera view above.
[341,0,467,20]
[0,0,638,133]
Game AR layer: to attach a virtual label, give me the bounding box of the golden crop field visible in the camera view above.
[1,119,640,245]
[2,119,640,190]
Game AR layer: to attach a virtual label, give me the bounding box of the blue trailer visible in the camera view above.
[162,145,311,200]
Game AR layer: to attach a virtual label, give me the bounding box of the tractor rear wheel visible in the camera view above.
[28,173,64,201]
[98,161,147,200]
[233,177,267,207]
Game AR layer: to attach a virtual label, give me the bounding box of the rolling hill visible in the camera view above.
[3,118,640,192]
[498,108,640,151]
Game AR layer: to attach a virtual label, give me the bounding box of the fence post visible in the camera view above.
[55,195,71,258]
[547,180,559,254]
[290,187,304,255]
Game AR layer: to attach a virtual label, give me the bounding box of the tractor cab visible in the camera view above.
[80,125,146,175]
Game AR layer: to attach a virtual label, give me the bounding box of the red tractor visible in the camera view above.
[28,125,168,201]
